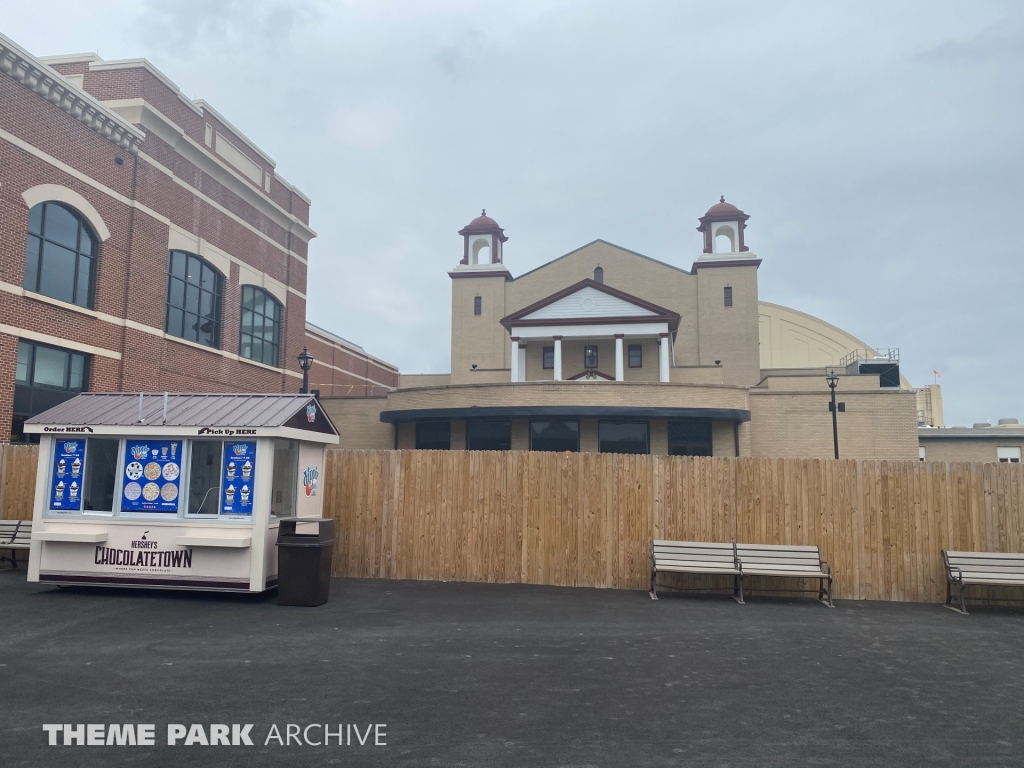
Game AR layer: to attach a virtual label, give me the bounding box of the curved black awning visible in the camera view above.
[381,406,750,423]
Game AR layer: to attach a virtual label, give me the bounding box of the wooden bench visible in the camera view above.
[0,520,32,569]
[650,541,742,602]
[651,540,833,606]
[942,550,1024,614]
[734,543,833,607]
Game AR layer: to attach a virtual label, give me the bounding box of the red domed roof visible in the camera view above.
[704,196,742,217]
[459,209,508,241]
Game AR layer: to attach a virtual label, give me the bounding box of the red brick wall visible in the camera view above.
[0,53,396,440]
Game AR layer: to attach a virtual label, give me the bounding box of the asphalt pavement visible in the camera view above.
[2,568,1023,767]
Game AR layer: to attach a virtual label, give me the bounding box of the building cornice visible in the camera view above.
[0,34,144,154]
[104,98,316,243]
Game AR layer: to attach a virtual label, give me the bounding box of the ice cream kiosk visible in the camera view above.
[24,392,339,592]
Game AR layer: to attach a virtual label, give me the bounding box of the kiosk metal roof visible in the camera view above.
[25,393,338,439]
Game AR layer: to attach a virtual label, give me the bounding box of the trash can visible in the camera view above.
[275,517,335,606]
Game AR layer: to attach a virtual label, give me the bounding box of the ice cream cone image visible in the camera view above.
[241,460,252,479]
[55,480,65,499]
[69,481,79,501]
[240,485,250,504]
[71,457,81,477]
[225,484,236,504]
[57,458,66,476]
[227,461,236,480]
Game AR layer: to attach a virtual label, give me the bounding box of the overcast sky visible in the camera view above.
[6,1,1023,425]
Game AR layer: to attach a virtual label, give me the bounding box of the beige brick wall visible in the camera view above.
[761,371,881,391]
[695,264,761,386]
[320,397,393,449]
[400,373,452,388]
[712,421,737,457]
[450,274,509,384]
[749,389,918,460]
[920,437,1024,463]
[384,381,750,412]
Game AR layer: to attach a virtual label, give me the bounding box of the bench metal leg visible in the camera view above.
[943,580,969,615]
[650,567,658,600]
[818,576,834,608]
[0,548,15,570]
[732,573,745,604]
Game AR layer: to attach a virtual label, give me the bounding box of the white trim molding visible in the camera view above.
[1,33,144,154]
[21,184,111,241]
[0,323,121,360]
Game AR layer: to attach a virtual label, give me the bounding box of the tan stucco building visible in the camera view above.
[325,200,925,459]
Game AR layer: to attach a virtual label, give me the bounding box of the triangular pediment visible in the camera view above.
[501,279,680,329]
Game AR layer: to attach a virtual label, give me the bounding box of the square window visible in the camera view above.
[598,421,649,454]
[584,345,598,368]
[997,447,1021,463]
[416,421,451,450]
[668,421,713,456]
[466,421,512,451]
[628,344,642,368]
[530,420,579,452]
[543,346,554,369]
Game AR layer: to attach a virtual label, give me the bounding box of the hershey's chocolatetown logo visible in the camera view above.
[95,536,192,569]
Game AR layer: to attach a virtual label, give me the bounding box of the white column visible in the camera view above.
[553,337,562,381]
[510,338,519,383]
[614,335,624,381]
[517,343,527,382]
[659,333,670,382]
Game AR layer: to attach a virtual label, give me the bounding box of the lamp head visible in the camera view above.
[297,347,314,373]
[826,369,839,388]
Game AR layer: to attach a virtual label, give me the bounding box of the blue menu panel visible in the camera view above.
[221,442,256,516]
[122,440,182,513]
[50,439,86,511]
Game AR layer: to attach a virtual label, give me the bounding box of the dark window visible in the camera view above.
[165,250,223,348]
[187,440,222,515]
[271,438,299,518]
[628,344,642,368]
[24,202,97,308]
[543,346,555,369]
[13,340,89,443]
[594,266,604,283]
[530,420,579,452]
[668,421,713,456]
[584,345,598,368]
[474,296,482,315]
[724,286,733,307]
[239,286,281,366]
[466,421,512,451]
[82,438,119,512]
[416,421,451,450]
[599,421,649,454]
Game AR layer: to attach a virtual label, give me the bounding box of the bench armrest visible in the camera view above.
[947,565,963,582]
[820,560,833,580]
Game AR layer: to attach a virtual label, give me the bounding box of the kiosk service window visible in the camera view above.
[44,438,263,522]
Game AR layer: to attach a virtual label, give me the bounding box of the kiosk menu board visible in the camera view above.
[49,439,86,511]
[221,441,255,515]
[122,440,182,513]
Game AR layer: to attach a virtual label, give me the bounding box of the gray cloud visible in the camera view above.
[3,0,1022,425]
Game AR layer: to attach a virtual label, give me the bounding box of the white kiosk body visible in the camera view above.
[23,393,339,592]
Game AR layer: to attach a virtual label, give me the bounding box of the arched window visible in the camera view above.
[593,266,604,283]
[24,202,98,308]
[239,286,282,366]
[165,250,223,348]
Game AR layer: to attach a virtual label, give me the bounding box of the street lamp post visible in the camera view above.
[298,347,314,394]
[826,369,840,459]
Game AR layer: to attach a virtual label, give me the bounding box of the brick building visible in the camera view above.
[0,32,397,441]
[325,202,923,460]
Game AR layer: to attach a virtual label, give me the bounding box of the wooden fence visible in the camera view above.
[325,450,1024,603]
[4,445,1022,603]
[0,444,38,521]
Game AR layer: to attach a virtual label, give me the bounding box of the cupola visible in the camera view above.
[697,196,750,254]
[459,209,508,266]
